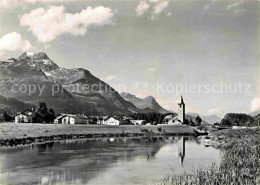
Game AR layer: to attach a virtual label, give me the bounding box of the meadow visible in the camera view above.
[0,123,195,146]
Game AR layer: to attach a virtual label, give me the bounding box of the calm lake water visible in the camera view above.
[0,137,220,185]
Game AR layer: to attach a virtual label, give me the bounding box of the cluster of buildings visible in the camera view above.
[14,97,186,126]
[14,110,147,125]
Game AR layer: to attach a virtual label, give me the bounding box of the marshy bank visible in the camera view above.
[154,128,260,185]
[0,123,196,147]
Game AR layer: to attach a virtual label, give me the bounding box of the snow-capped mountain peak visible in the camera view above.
[17,52,59,71]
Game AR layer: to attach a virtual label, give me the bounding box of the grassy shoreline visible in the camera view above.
[155,128,260,185]
[0,123,195,146]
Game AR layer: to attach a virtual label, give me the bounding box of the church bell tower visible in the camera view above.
[178,96,185,124]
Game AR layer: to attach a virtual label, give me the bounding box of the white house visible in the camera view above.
[98,116,120,125]
[15,108,35,123]
[162,115,181,125]
[60,114,89,124]
[122,116,134,121]
[54,113,67,124]
[97,116,109,125]
[130,120,146,125]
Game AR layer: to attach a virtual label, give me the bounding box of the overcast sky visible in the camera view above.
[0,0,259,116]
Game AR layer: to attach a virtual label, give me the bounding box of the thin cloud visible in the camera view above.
[136,1,150,16]
[203,0,221,11]
[204,4,210,10]
[167,12,172,16]
[148,67,156,71]
[20,5,116,42]
[208,107,225,115]
[104,75,117,82]
[251,97,260,112]
[136,93,144,98]
[234,9,245,14]
[153,0,169,15]
[226,1,244,11]
[149,0,162,3]
[44,44,51,49]
[0,52,4,59]
[135,0,170,18]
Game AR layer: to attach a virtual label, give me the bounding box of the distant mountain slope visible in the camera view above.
[250,110,260,117]
[0,95,35,115]
[185,114,210,126]
[187,112,221,124]
[120,92,170,114]
[0,52,139,115]
[254,113,260,120]
[201,114,222,124]
[186,112,221,124]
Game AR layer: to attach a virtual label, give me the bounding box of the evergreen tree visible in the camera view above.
[3,112,12,122]
[220,119,232,127]
[38,101,48,121]
[195,116,202,125]
[32,101,55,123]
[45,109,56,123]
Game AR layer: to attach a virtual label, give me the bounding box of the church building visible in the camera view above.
[162,96,186,125]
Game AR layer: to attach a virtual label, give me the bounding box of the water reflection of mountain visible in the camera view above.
[0,136,204,185]
[1,137,168,184]
[40,137,166,184]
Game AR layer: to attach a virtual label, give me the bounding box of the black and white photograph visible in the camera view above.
[0,0,259,184]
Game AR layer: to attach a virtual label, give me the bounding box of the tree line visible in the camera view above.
[129,112,168,124]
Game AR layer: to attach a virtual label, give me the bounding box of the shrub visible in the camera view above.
[141,128,149,133]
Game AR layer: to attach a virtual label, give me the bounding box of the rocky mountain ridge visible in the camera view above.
[0,52,139,115]
[120,92,170,114]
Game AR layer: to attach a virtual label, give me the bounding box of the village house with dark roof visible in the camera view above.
[15,108,35,123]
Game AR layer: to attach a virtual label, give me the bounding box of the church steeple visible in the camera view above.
[180,96,184,104]
[178,96,185,124]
